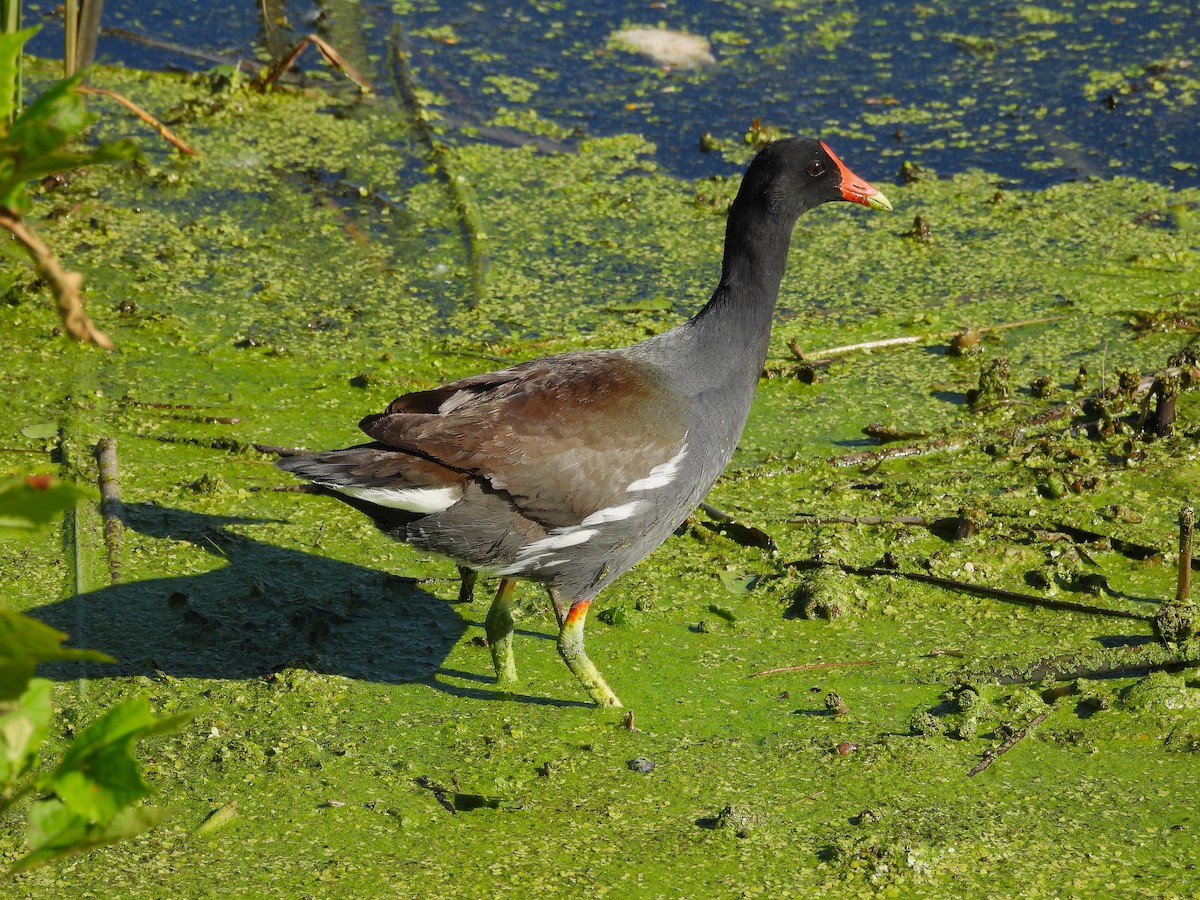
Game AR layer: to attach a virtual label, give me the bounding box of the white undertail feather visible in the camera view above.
[326,483,462,514]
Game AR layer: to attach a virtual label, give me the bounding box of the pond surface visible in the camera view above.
[22,0,1200,189]
[4,2,1200,897]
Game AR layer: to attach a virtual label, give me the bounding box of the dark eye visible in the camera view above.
[806,161,826,178]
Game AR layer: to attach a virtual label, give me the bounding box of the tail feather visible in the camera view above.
[275,442,466,531]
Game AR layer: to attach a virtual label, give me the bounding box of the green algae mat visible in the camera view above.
[3,52,1200,900]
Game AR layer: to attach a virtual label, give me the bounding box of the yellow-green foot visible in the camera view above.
[558,599,621,707]
[485,577,518,683]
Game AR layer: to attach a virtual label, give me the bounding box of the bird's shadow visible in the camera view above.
[28,502,586,706]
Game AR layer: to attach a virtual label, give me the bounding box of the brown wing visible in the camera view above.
[359,353,688,529]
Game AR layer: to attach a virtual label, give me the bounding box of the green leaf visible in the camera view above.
[18,422,57,440]
[717,571,758,596]
[193,799,238,835]
[49,697,191,823]
[0,677,51,786]
[10,798,174,875]
[0,609,113,701]
[0,70,140,212]
[0,474,94,538]
[0,26,38,128]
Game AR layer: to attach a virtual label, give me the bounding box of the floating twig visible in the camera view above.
[748,660,878,679]
[252,443,307,457]
[94,438,122,584]
[829,437,971,468]
[829,357,1198,469]
[77,85,197,155]
[786,514,975,542]
[699,502,776,551]
[414,776,456,815]
[790,315,1071,364]
[968,704,1056,777]
[789,335,920,365]
[862,423,933,443]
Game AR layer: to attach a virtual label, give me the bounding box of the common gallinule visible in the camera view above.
[278,138,891,706]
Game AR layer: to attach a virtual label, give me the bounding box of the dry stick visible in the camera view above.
[748,660,878,679]
[784,558,1152,623]
[256,34,373,93]
[791,315,1070,363]
[790,335,920,363]
[95,438,122,584]
[253,443,307,457]
[76,86,197,155]
[967,704,1056,777]
[1178,505,1194,603]
[0,208,113,349]
[830,437,971,468]
[788,514,949,528]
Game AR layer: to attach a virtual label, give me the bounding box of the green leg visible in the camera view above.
[484,577,519,684]
[557,598,622,708]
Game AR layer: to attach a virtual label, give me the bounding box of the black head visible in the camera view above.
[733,138,892,221]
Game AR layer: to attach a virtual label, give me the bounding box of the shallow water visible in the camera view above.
[22,0,1200,189]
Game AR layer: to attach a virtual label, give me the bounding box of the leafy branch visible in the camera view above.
[0,26,139,349]
[0,476,190,876]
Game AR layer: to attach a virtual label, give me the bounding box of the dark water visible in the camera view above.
[21,0,1200,190]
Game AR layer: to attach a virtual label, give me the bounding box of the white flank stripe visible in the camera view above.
[522,528,597,555]
[580,500,645,526]
[626,441,688,493]
[328,483,460,514]
[492,528,598,576]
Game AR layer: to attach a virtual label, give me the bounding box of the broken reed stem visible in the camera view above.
[95,437,122,584]
[1179,505,1195,603]
[0,208,113,349]
[76,85,197,155]
[788,514,944,528]
[255,34,373,93]
[967,704,1057,777]
[784,558,1152,623]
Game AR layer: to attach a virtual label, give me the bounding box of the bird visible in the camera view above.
[277,138,891,707]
